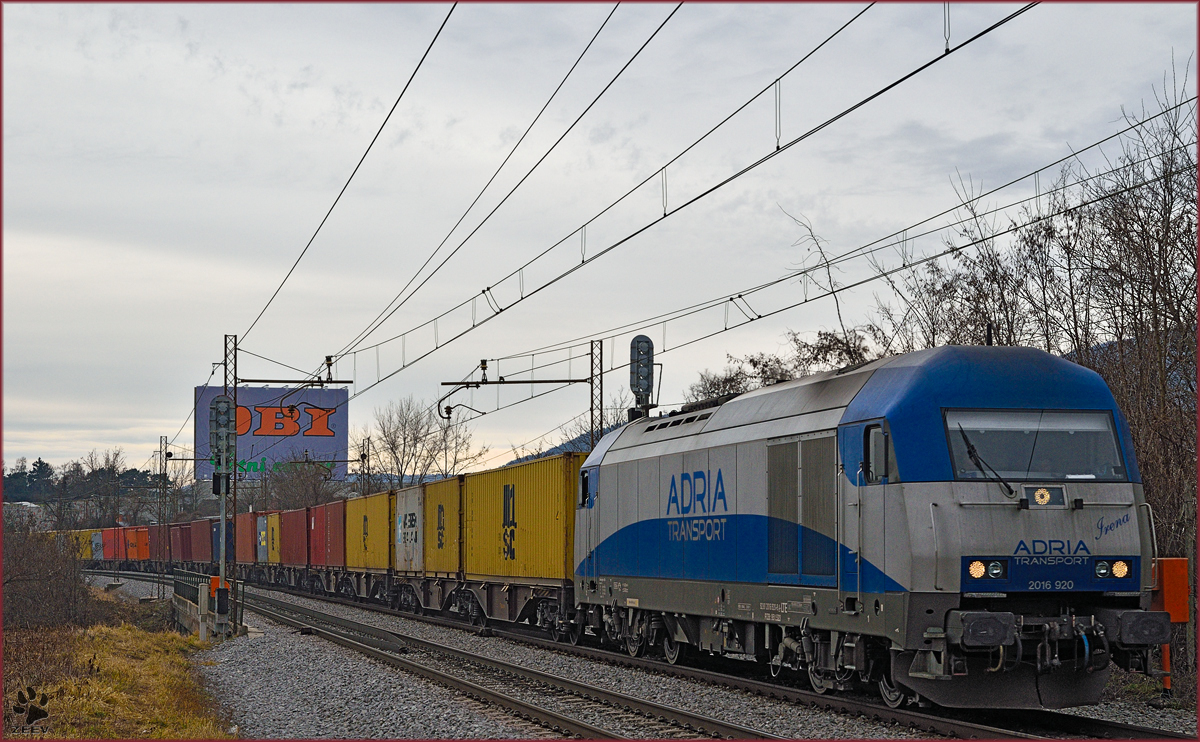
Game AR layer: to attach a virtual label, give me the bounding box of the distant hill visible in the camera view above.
[506,422,626,466]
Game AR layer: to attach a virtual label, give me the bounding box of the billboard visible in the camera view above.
[194,386,349,480]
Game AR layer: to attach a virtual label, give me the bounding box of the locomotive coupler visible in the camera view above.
[1075,622,1111,673]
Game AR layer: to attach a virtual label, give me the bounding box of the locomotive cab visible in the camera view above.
[838,348,1169,708]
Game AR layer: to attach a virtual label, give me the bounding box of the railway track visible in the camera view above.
[93,569,1194,740]
[245,591,786,740]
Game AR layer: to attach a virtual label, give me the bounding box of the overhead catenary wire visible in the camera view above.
[241,3,458,343]
[339,3,874,359]
[242,2,879,396]
[455,161,1196,430]
[158,90,1191,478]
[334,3,623,360]
[495,134,1197,365]
[238,347,316,377]
[339,3,1038,402]
[221,159,1189,475]
[334,3,681,361]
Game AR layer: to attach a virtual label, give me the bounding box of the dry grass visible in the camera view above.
[4,591,232,739]
[1102,651,1197,711]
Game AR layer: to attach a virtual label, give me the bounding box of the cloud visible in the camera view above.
[3,3,1195,466]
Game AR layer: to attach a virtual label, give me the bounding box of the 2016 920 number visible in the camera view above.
[1028,580,1073,590]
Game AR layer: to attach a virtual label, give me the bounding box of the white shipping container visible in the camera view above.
[91,532,104,560]
[395,485,424,573]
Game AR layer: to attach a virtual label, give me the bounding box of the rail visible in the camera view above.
[94,570,1195,741]
[247,601,623,739]
[247,592,787,740]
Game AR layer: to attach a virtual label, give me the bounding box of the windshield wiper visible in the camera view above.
[957,424,1016,497]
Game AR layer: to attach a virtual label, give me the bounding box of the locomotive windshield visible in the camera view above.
[945,409,1127,482]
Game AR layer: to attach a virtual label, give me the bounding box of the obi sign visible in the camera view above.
[194,386,349,480]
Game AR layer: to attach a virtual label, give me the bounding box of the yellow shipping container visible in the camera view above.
[346,490,394,572]
[69,529,99,559]
[463,453,581,582]
[267,513,282,564]
[423,476,462,576]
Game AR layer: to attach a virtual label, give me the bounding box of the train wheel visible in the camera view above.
[878,674,906,708]
[663,633,688,665]
[470,603,488,628]
[807,664,833,694]
[567,622,584,645]
[625,634,646,657]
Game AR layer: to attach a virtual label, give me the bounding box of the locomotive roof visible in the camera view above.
[588,345,1138,482]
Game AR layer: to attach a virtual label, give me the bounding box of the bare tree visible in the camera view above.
[263,461,347,510]
[354,396,489,487]
[553,390,635,452]
[368,396,440,486]
[2,509,95,628]
[427,410,488,480]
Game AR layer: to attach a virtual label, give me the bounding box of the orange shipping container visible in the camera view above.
[235,512,257,563]
[135,527,150,560]
[103,528,124,560]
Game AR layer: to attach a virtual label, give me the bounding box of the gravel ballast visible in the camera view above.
[244,587,936,739]
[194,614,548,739]
[101,575,1195,738]
[1057,700,1196,736]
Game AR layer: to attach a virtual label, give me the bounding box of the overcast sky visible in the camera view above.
[4,2,1195,474]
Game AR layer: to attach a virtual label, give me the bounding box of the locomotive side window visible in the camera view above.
[865,426,885,483]
[580,470,589,508]
[864,425,898,484]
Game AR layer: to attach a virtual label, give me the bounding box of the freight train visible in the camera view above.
[63,346,1170,710]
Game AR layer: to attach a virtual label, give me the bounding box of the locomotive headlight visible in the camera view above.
[987,561,1005,579]
[969,560,986,579]
[1112,560,1129,578]
[1095,560,1111,578]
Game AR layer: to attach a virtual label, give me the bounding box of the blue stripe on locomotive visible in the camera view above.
[577,516,905,592]
[960,555,1141,592]
[839,346,1140,483]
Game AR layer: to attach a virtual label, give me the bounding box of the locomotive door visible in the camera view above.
[580,466,599,586]
[858,423,893,596]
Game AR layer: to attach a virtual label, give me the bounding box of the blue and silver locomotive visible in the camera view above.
[573,346,1170,708]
